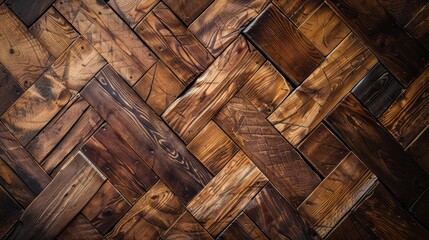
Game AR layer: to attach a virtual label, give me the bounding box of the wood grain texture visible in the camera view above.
[29,7,78,58]
[0,64,23,115]
[7,152,105,240]
[188,151,268,236]
[187,121,239,174]
[273,0,322,26]
[406,127,429,174]
[81,66,212,204]
[352,63,403,118]
[57,215,104,240]
[268,34,377,146]
[410,188,429,229]
[5,0,54,26]
[406,5,429,51]
[353,183,429,239]
[82,181,131,235]
[189,0,269,56]
[107,0,158,27]
[244,4,324,85]
[1,37,105,146]
[162,211,212,240]
[377,0,426,27]
[325,95,429,208]
[299,3,350,56]
[54,0,156,85]
[133,61,185,115]
[327,0,429,86]
[83,123,158,203]
[325,213,377,240]
[298,123,349,177]
[298,153,377,237]
[136,3,213,85]
[163,0,214,25]
[245,183,320,240]
[218,213,268,240]
[240,61,291,117]
[215,92,321,206]
[162,36,265,144]
[106,181,185,239]
[0,4,53,89]
[0,184,23,239]
[379,67,429,147]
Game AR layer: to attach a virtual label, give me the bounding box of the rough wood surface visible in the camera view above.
[218,213,268,240]
[163,0,213,26]
[0,64,23,115]
[273,0,323,26]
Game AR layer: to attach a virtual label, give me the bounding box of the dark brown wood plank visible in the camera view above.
[214,92,321,206]
[406,5,429,51]
[352,63,403,118]
[218,213,268,240]
[81,66,213,204]
[244,4,324,85]
[163,0,214,25]
[245,183,320,239]
[107,0,158,27]
[410,189,429,229]
[5,0,54,26]
[57,215,103,240]
[0,184,23,239]
[325,95,429,208]
[406,127,429,174]
[377,0,426,27]
[0,63,23,116]
[273,0,323,26]
[325,213,377,240]
[162,211,212,240]
[327,0,429,86]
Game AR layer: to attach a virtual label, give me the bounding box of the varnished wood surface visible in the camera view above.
[0,0,428,239]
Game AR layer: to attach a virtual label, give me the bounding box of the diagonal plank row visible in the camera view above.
[0,0,429,239]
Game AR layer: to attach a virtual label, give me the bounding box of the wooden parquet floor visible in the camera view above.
[0,0,429,239]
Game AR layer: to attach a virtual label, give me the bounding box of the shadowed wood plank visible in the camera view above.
[352,63,403,118]
[188,151,268,236]
[268,34,377,146]
[327,0,429,86]
[133,61,185,115]
[244,4,324,84]
[245,183,320,239]
[215,92,321,206]
[162,211,212,240]
[0,184,23,239]
[162,36,265,144]
[1,37,105,145]
[325,213,377,240]
[163,0,214,25]
[57,215,103,240]
[353,183,429,239]
[325,95,429,208]
[0,64,22,115]
[377,0,426,27]
[273,0,322,26]
[379,67,429,147]
[298,123,349,177]
[30,7,79,58]
[218,213,268,240]
[5,0,54,26]
[0,4,53,89]
[82,181,131,235]
[406,5,429,51]
[54,0,157,85]
[136,3,213,85]
[7,152,105,240]
[406,127,429,174]
[81,66,212,204]
[187,121,239,174]
[107,0,158,27]
[189,0,269,56]
[410,189,429,229]
[298,153,377,237]
[106,181,185,239]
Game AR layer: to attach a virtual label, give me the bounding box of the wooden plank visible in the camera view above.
[297,123,349,177]
[245,183,320,239]
[218,213,268,240]
[352,63,403,118]
[136,2,214,85]
[29,7,79,58]
[327,0,429,86]
[162,211,212,240]
[377,0,426,27]
[189,0,269,56]
[57,215,103,240]
[0,184,23,239]
[1,37,105,146]
[268,34,377,146]
[298,153,377,237]
[8,152,105,240]
[410,189,429,229]
[244,4,324,85]
[5,0,54,26]
[133,61,185,115]
[163,0,214,25]
[240,61,291,117]
[0,64,23,115]
[406,5,429,51]
[214,92,321,206]
[106,181,185,239]
[162,36,265,144]
[187,121,239,174]
[81,66,212,204]
[0,4,53,89]
[54,0,156,85]
[82,123,158,203]
[325,95,429,208]
[273,0,322,26]
[188,151,268,236]
[379,67,429,147]
[299,3,350,56]
[82,181,131,235]
[353,183,429,239]
[325,213,377,240]
[107,0,158,27]
[406,127,429,174]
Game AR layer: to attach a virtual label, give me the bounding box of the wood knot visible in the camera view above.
[9,48,15,54]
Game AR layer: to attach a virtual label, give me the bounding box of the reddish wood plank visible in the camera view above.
[218,213,268,240]
[0,64,23,116]
[273,0,323,26]
[163,0,214,25]
[162,211,212,240]
[107,0,158,27]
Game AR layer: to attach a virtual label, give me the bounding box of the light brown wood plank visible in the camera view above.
[108,0,158,27]
[0,64,23,116]
[163,0,214,25]
[162,211,212,240]
[218,213,268,240]
[273,0,323,26]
